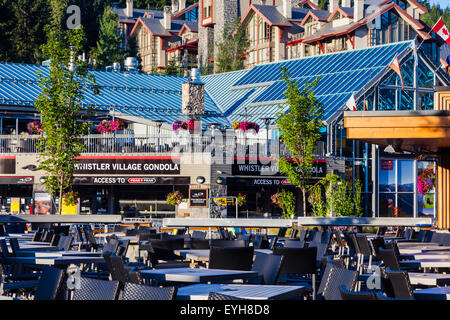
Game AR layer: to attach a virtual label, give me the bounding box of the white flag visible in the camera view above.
[346,94,357,111]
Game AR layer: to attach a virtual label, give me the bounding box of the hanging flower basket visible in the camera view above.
[271,193,282,208]
[236,193,247,207]
[417,168,436,195]
[232,121,259,134]
[27,121,42,134]
[166,191,183,206]
[97,119,127,133]
[172,120,188,132]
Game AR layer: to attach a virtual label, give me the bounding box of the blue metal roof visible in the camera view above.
[208,41,416,125]
[0,41,433,128]
[0,63,230,128]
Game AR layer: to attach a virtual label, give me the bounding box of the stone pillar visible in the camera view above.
[437,148,450,229]
[213,0,239,72]
[198,25,214,69]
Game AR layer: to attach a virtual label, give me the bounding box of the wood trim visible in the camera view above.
[437,149,450,229]
[344,116,450,129]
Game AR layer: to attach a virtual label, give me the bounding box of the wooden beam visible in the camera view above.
[437,149,450,229]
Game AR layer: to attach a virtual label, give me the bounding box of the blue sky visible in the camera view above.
[432,0,450,8]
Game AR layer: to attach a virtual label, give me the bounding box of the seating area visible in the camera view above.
[1,223,450,301]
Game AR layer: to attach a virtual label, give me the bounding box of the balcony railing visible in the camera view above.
[0,133,326,157]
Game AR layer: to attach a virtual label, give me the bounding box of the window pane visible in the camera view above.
[398,160,414,192]
[379,193,395,217]
[380,159,396,192]
[418,193,434,217]
[398,193,414,217]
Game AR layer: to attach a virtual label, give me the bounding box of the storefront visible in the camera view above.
[226,157,328,217]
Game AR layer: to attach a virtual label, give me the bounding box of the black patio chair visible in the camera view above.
[383,267,415,300]
[192,230,206,239]
[121,282,176,300]
[273,247,318,298]
[268,236,278,250]
[71,277,120,300]
[103,253,141,284]
[34,267,65,300]
[376,226,387,236]
[415,230,427,242]
[32,231,43,242]
[321,265,359,300]
[190,238,210,249]
[338,285,379,300]
[283,239,304,248]
[57,235,73,251]
[249,253,284,285]
[209,239,246,248]
[355,234,375,271]
[208,292,247,300]
[208,246,254,271]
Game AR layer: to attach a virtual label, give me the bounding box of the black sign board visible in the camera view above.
[232,158,326,178]
[0,176,34,185]
[227,177,293,187]
[74,156,180,175]
[189,188,209,208]
[0,157,15,174]
[72,176,190,185]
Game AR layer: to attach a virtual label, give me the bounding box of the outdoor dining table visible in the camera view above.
[174,249,273,263]
[414,286,450,300]
[176,283,307,300]
[398,245,450,254]
[408,272,450,287]
[15,250,103,258]
[6,255,105,266]
[401,251,450,260]
[138,267,259,283]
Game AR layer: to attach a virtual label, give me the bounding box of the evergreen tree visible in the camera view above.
[91,7,126,69]
[215,19,249,74]
[11,0,50,64]
[0,0,15,62]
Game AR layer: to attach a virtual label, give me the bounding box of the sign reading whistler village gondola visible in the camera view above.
[232,157,326,178]
[73,156,180,175]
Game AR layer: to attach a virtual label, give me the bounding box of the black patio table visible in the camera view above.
[138,267,259,283]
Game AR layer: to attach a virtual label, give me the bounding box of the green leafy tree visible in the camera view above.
[91,6,126,69]
[35,25,99,214]
[215,18,249,73]
[276,68,324,216]
[280,190,296,219]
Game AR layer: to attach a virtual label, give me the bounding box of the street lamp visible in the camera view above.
[154,120,166,152]
[209,123,221,156]
[260,117,274,156]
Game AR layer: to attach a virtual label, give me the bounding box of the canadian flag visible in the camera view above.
[346,94,357,111]
[432,18,450,45]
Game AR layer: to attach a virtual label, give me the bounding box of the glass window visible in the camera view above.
[398,193,414,217]
[380,159,396,192]
[379,193,395,217]
[398,160,414,192]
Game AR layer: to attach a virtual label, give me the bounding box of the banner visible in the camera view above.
[74,156,180,175]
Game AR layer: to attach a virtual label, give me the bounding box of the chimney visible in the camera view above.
[126,0,133,18]
[329,0,338,13]
[277,0,292,19]
[182,68,205,115]
[354,0,364,21]
[179,0,186,12]
[163,6,172,30]
[171,0,179,13]
[310,0,319,6]
[341,0,351,7]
